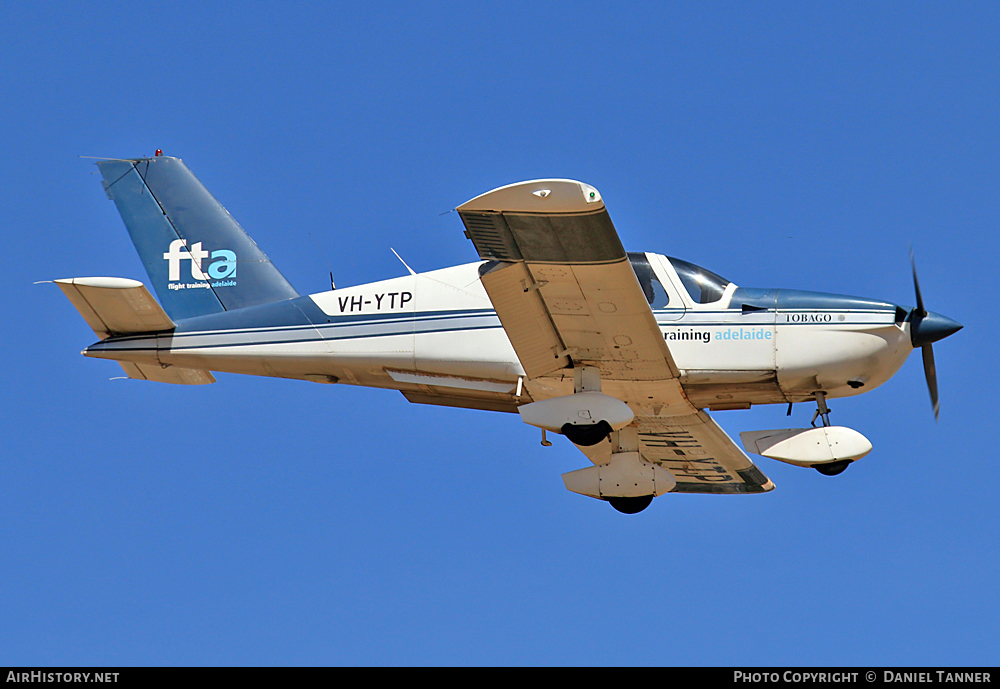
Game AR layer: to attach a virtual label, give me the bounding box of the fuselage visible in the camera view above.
[85,253,915,414]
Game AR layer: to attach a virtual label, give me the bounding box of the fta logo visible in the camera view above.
[163,239,237,281]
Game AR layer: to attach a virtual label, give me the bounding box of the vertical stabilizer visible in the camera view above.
[97,156,299,320]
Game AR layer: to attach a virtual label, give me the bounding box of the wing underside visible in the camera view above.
[459,181,679,383]
[638,412,774,493]
[573,411,775,494]
[459,180,774,495]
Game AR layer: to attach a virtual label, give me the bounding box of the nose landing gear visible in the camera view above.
[808,391,853,476]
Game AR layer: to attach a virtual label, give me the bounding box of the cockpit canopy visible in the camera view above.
[667,256,730,304]
[628,253,731,307]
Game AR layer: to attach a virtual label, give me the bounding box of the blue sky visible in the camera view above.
[1,2,996,665]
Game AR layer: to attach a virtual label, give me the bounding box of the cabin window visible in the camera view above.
[666,257,730,304]
[628,253,673,308]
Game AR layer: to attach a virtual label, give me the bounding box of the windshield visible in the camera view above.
[667,257,730,304]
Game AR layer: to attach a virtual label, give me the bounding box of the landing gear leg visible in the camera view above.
[809,392,852,475]
[810,391,832,428]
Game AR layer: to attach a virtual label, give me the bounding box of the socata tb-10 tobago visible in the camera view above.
[56,153,962,513]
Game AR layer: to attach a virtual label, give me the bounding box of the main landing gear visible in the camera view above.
[809,391,852,476]
[525,368,667,514]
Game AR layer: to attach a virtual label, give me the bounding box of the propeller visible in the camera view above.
[908,250,962,420]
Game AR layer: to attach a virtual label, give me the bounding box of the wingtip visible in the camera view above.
[457,179,604,214]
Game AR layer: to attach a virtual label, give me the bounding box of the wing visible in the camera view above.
[460,180,774,494]
[575,411,775,494]
[458,180,679,382]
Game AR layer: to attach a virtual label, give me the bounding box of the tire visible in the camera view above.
[814,460,851,476]
[560,420,613,447]
[607,495,654,514]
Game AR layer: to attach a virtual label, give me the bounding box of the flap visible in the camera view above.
[575,411,775,495]
[639,412,775,494]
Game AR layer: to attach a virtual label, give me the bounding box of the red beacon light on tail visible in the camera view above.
[154,149,162,156]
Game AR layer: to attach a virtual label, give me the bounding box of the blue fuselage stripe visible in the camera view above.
[95,306,895,355]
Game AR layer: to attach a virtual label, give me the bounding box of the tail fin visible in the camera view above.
[97,156,299,320]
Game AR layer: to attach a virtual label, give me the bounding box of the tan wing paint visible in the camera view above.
[459,180,680,383]
[460,180,773,495]
[636,412,774,494]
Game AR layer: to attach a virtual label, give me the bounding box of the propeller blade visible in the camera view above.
[922,344,939,421]
[910,248,926,317]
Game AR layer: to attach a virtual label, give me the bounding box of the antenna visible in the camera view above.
[77,156,137,161]
[307,231,337,291]
[390,248,417,276]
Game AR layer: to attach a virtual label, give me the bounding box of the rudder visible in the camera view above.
[97,156,299,320]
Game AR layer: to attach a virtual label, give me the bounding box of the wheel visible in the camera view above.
[607,495,654,514]
[814,460,851,476]
[560,420,613,447]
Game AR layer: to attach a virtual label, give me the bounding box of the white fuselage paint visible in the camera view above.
[87,254,914,412]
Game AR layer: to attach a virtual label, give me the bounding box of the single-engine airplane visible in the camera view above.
[56,154,962,513]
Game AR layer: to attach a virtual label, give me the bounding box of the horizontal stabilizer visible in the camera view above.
[56,277,175,339]
[118,361,215,385]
